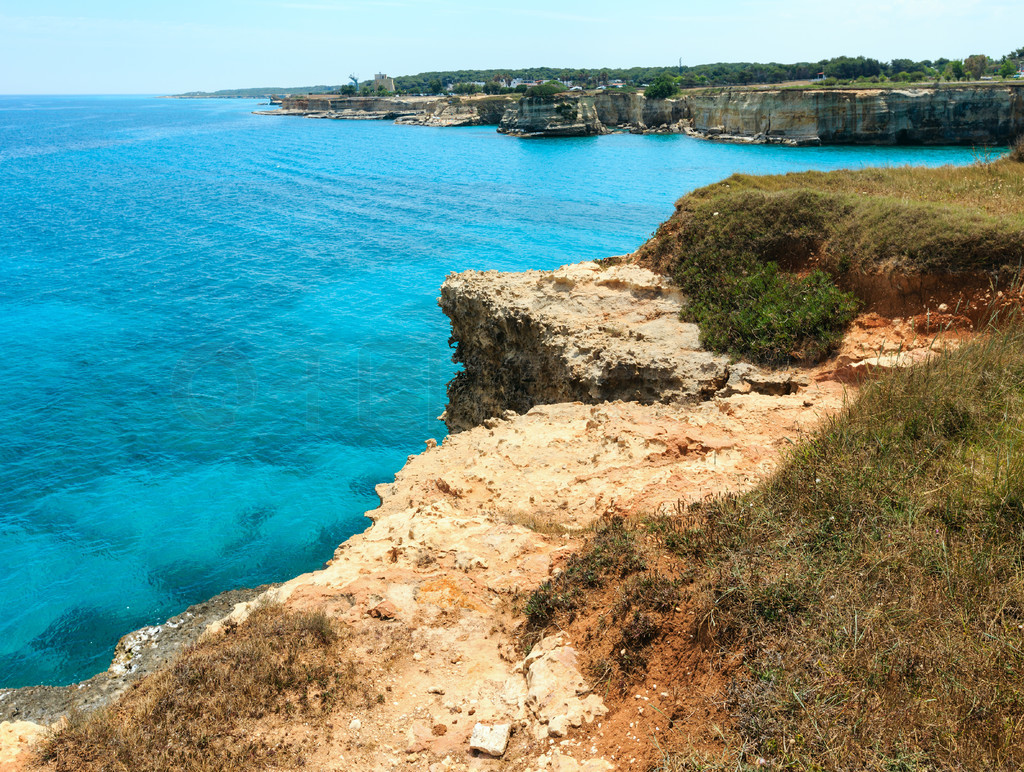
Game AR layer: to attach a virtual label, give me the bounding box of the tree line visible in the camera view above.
[176,48,1023,98]
[381,49,1024,96]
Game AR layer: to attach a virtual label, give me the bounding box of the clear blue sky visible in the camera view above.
[1,0,1020,94]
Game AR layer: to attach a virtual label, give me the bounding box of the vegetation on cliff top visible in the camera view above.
[524,317,1024,770]
[635,152,1024,364]
[35,605,386,772]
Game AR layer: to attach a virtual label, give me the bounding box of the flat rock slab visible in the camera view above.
[470,722,511,756]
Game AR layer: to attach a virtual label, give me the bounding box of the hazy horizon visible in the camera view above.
[0,0,1021,95]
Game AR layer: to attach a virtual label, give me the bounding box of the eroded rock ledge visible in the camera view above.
[439,262,804,433]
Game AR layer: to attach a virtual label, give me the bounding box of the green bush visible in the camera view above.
[683,262,859,363]
[525,81,565,98]
[644,74,678,99]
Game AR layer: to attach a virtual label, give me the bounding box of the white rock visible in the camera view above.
[548,715,570,737]
[349,718,361,732]
[469,722,511,757]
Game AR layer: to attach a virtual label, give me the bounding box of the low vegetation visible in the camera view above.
[635,153,1024,364]
[524,318,1024,769]
[525,80,568,98]
[35,605,379,772]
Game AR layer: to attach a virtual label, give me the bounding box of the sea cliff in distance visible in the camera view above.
[253,83,1024,146]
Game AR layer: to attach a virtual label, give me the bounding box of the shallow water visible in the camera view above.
[0,95,984,687]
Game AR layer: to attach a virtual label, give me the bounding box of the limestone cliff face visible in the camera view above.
[686,85,1024,145]
[497,96,606,137]
[269,95,431,120]
[439,262,812,433]
[590,91,644,127]
[260,86,1024,144]
[396,96,517,127]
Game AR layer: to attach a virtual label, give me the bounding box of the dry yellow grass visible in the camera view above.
[34,604,380,772]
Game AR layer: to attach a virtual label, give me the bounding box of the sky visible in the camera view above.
[0,0,1020,94]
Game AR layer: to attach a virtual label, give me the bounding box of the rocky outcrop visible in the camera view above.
[396,96,516,127]
[257,95,437,120]
[439,262,810,433]
[497,95,607,137]
[685,85,1024,145]
[258,94,516,126]
[7,245,965,768]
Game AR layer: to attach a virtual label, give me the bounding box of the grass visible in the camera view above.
[529,318,1024,770]
[635,154,1024,364]
[522,518,646,648]
[686,316,1024,770]
[35,604,380,772]
[1011,135,1024,164]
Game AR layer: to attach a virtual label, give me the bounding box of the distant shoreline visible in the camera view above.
[252,84,1024,146]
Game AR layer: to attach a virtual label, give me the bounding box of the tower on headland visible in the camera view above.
[373,73,395,91]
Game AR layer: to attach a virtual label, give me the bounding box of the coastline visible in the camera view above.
[253,84,1024,145]
[0,584,275,726]
[3,255,976,769]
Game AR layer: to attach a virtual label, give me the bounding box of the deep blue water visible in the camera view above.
[0,95,983,687]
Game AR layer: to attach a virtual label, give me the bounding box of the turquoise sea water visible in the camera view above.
[0,95,984,687]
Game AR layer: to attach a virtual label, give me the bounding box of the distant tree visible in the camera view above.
[943,60,965,81]
[644,74,678,99]
[483,80,502,95]
[359,85,373,95]
[428,79,443,95]
[339,85,356,96]
[825,56,882,80]
[999,60,1017,79]
[964,54,987,80]
[525,81,565,98]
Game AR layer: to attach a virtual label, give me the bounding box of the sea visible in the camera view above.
[0,95,984,688]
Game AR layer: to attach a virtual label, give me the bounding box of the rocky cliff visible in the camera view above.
[496,95,606,137]
[260,95,437,120]
[396,96,515,127]
[439,262,809,433]
[257,86,1024,145]
[258,94,516,126]
[685,85,1024,145]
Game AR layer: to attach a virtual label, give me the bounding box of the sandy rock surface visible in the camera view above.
[0,722,46,772]
[201,369,847,770]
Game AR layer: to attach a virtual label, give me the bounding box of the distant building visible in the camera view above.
[373,73,395,91]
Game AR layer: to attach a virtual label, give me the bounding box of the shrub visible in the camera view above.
[526,81,566,98]
[644,74,678,100]
[1011,135,1024,163]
